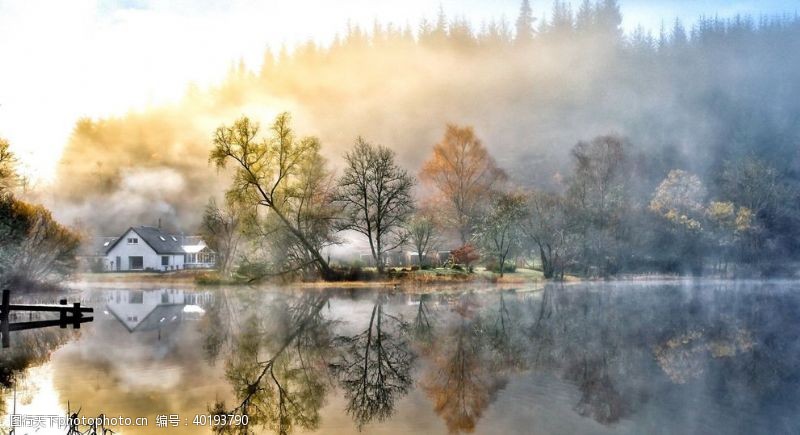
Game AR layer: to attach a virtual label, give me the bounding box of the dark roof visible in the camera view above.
[79,236,118,257]
[133,226,186,254]
[105,226,185,255]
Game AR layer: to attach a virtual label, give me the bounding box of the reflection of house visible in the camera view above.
[104,289,209,332]
[82,226,216,272]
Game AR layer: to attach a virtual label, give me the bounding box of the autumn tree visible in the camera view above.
[649,169,708,274]
[336,138,415,273]
[210,113,336,279]
[649,169,707,231]
[473,192,527,277]
[420,125,507,245]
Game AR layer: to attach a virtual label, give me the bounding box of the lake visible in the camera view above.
[1,281,799,434]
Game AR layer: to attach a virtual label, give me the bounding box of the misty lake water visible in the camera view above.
[1,281,799,435]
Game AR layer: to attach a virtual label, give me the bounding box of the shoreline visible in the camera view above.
[63,270,797,292]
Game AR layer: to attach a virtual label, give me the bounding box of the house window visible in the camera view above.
[127,237,138,244]
[161,256,169,266]
[129,256,144,270]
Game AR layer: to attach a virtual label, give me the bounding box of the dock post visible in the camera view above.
[59,298,67,328]
[2,289,10,348]
[72,302,81,329]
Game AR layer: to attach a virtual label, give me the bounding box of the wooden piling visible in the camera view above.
[2,289,10,348]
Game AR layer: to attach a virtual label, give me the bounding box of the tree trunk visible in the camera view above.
[539,245,554,279]
[271,206,335,280]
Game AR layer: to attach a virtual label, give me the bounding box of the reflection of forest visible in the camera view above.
[206,284,800,435]
[1,285,797,434]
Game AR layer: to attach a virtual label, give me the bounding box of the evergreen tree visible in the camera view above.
[515,0,535,44]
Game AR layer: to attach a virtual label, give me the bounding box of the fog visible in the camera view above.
[46,1,800,237]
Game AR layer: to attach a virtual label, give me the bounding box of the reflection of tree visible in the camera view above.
[413,294,435,346]
[330,299,414,429]
[487,292,526,371]
[565,356,627,424]
[421,296,508,434]
[212,294,333,435]
[200,289,237,364]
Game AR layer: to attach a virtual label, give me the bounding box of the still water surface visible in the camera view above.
[1,282,799,434]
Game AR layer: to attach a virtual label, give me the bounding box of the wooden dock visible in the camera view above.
[0,289,93,348]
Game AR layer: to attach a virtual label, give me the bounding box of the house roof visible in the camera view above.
[105,226,185,255]
[99,226,216,256]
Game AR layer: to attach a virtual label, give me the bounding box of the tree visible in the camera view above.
[0,196,81,284]
[336,138,415,273]
[200,198,245,277]
[420,125,507,245]
[567,135,629,275]
[515,0,535,45]
[649,169,706,231]
[450,244,480,270]
[210,113,336,279]
[406,210,440,267]
[0,138,23,193]
[521,190,573,279]
[705,201,754,271]
[649,169,708,274]
[473,192,527,277]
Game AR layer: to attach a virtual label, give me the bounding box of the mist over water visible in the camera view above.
[2,282,799,434]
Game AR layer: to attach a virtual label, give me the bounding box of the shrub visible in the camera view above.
[487,262,517,274]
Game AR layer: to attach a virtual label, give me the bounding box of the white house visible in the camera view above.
[99,226,216,272]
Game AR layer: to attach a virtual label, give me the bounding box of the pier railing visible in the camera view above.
[0,289,93,348]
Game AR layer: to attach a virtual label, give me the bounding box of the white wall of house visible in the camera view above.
[105,229,185,271]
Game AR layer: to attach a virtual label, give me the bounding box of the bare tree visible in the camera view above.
[420,125,507,244]
[407,210,440,267]
[210,113,336,279]
[200,198,245,277]
[336,138,415,273]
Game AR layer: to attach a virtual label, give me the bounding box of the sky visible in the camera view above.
[0,0,797,181]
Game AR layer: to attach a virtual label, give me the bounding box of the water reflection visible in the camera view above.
[1,283,799,435]
[330,296,414,429]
